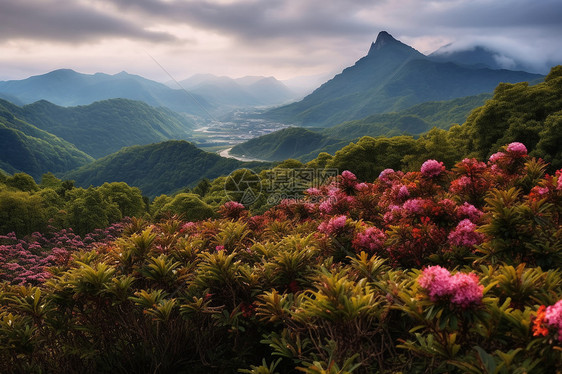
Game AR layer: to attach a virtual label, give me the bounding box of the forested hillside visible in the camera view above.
[64,140,269,197]
[230,127,347,162]
[0,100,94,178]
[16,99,196,158]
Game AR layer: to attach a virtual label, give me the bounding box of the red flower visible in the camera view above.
[533,305,549,337]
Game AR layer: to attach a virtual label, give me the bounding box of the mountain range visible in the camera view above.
[0,69,298,119]
[266,31,544,127]
[0,69,213,117]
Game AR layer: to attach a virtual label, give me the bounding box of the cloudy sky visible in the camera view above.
[1,0,561,82]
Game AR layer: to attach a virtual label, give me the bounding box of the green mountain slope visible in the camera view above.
[230,127,347,162]
[14,98,196,159]
[0,99,94,179]
[267,32,543,127]
[323,93,491,141]
[64,140,268,197]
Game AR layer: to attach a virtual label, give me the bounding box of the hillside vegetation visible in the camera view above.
[16,98,196,158]
[1,141,562,372]
[0,99,93,178]
[64,140,269,197]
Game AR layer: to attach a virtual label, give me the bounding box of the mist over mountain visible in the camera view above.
[429,44,534,72]
[0,69,213,117]
[267,31,544,127]
[177,74,297,108]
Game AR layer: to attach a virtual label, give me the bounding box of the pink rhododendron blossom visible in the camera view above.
[456,203,483,222]
[355,182,369,192]
[506,142,527,155]
[489,152,505,163]
[556,170,562,191]
[403,198,426,215]
[331,215,347,230]
[341,170,357,182]
[449,272,484,308]
[318,215,348,234]
[352,227,386,252]
[418,265,483,308]
[306,187,322,195]
[544,300,562,341]
[420,159,445,178]
[181,222,196,231]
[448,219,484,247]
[454,176,472,189]
[378,168,395,183]
[418,266,453,299]
[397,185,410,200]
[319,200,333,214]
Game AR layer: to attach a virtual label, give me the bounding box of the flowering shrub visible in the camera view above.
[352,225,386,254]
[0,221,124,285]
[219,201,247,220]
[447,219,485,248]
[1,143,562,373]
[534,300,562,342]
[418,265,483,308]
[420,159,446,178]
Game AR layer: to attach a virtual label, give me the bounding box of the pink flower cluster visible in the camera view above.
[403,198,427,216]
[418,265,483,308]
[0,222,125,285]
[420,160,445,178]
[378,169,395,183]
[545,300,562,341]
[456,203,483,223]
[352,226,386,253]
[506,142,527,155]
[448,219,485,247]
[318,215,347,235]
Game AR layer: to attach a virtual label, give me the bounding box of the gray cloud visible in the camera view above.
[95,0,381,42]
[0,0,175,43]
[0,0,560,79]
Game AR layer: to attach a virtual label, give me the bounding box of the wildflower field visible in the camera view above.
[1,142,561,373]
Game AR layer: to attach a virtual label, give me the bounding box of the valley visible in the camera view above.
[191,108,290,154]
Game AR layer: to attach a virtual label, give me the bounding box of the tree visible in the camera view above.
[5,173,39,192]
[40,172,62,189]
[155,193,216,221]
[327,136,416,182]
[64,188,121,235]
[98,182,146,218]
[0,190,46,235]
